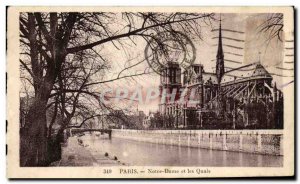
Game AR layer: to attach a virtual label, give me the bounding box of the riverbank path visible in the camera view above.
[52,136,120,166]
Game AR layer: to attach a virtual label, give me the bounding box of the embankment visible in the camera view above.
[112,129,283,156]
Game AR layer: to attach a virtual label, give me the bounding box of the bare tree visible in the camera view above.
[19,12,214,166]
[258,13,283,42]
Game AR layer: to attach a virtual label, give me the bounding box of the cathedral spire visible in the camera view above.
[217,15,224,59]
[216,14,225,84]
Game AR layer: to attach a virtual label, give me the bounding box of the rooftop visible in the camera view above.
[221,62,272,84]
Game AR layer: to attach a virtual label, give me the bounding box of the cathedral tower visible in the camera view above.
[216,16,225,84]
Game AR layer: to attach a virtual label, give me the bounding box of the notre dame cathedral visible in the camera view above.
[158,20,284,130]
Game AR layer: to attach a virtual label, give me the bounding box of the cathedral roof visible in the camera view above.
[252,63,272,77]
[203,73,218,85]
[221,62,272,84]
[183,69,218,86]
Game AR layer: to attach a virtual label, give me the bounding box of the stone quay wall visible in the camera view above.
[112,129,283,156]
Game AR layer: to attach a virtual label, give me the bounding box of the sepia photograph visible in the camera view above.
[6,6,294,178]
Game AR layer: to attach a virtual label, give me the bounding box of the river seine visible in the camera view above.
[83,135,283,167]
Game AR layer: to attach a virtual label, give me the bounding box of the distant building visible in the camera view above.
[158,20,283,129]
[102,110,146,129]
[142,112,154,129]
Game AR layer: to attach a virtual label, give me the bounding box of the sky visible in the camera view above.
[86,13,294,114]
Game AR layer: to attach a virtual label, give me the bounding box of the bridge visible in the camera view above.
[68,128,112,139]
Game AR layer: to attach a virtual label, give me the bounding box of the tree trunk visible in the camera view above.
[20,98,48,166]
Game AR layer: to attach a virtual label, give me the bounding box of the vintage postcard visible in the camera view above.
[7,6,294,178]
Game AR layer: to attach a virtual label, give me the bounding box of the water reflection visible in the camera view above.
[83,135,283,167]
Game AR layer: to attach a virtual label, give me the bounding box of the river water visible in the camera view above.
[82,135,283,167]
